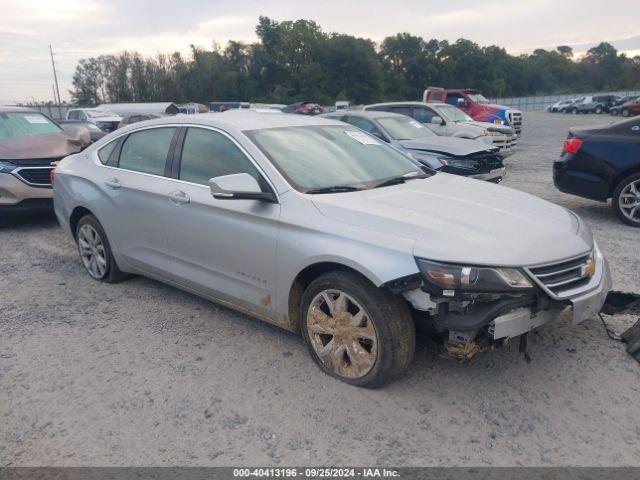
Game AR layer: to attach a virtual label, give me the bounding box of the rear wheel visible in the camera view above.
[300,270,415,388]
[75,214,130,282]
[622,108,630,117]
[572,107,579,114]
[611,109,619,116]
[595,106,603,114]
[612,173,640,227]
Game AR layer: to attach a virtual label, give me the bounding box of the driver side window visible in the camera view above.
[179,127,261,186]
[412,107,435,123]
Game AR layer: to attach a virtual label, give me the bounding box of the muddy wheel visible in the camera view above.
[300,270,415,388]
[612,173,640,227]
[75,214,130,282]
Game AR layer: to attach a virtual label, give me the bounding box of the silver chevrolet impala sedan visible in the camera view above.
[53,111,612,387]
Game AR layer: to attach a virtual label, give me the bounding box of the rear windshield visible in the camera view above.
[0,112,62,141]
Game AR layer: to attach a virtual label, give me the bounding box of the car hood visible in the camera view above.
[454,119,513,134]
[398,137,496,157]
[0,132,86,160]
[312,174,592,267]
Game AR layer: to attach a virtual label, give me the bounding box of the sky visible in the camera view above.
[0,0,638,104]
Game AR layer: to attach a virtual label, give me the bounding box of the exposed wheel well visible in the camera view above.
[609,166,640,197]
[287,262,374,334]
[69,206,93,239]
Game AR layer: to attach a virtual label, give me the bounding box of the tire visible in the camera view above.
[572,107,579,114]
[300,270,415,388]
[612,172,640,228]
[622,108,630,117]
[75,214,130,282]
[611,109,619,116]
[595,106,603,114]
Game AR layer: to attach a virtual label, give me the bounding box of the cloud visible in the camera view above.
[0,0,637,103]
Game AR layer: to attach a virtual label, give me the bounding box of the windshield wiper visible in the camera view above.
[305,185,363,194]
[372,172,428,189]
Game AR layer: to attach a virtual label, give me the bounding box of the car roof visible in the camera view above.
[0,105,38,113]
[121,111,345,132]
[324,110,407,120]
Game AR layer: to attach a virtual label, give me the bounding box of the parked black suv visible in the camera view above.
[554,116,640,226]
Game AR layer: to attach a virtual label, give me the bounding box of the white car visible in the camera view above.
[66,108,122,132]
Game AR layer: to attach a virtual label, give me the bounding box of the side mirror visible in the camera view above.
[209,173,277,203]
[430,116,445,125]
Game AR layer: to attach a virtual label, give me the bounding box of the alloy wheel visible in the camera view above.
[78,224,108,279]
[619,179,640,224]
[306,289,377,379]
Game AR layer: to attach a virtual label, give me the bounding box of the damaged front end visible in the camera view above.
[439,150,506,183]
[386,252,609,361]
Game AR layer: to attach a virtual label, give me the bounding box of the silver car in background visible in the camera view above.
[53,112,612,388]
[363,101,517,155]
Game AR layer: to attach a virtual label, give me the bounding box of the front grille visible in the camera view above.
[13,167,53,188]
[467,151,504,173]
[527,252,593,298]
[508,111,523,135]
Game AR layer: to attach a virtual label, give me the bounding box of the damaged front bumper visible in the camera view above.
[401,245,612,342]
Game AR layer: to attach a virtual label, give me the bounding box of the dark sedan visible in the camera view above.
[554,116,640,227]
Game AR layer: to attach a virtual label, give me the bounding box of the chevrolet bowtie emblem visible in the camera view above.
[582,259,596,278]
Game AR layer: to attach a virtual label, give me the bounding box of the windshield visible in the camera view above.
[467,93,489,104]
[437,105,474,122]
[86,110,116,118]
[0,112,62,141]
[377,116,436,140]
[246,125,424,192]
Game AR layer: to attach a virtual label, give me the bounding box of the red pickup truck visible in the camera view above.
[424,87,523,135]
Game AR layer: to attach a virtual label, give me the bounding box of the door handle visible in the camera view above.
[105,178,121,189]
[168,190,190,204]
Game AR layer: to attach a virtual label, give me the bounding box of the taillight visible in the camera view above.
[563,138,583,154]
[50,168,56,186]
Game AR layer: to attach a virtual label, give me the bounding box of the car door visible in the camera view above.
[92,126,177,277]
[164,126,281,319]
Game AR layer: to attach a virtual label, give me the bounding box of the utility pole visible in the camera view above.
[49,44,61,105]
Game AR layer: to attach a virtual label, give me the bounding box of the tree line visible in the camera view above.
[70,16,640,106]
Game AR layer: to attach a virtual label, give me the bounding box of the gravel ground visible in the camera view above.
[1,111,639,467]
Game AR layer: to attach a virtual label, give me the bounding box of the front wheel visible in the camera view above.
[300,270,415,388]
[611,109,619,116]
[572,107,579,114]
[595,106,603,114]
[75,214,130,282]
[612,173,640,227]
[622,108,630,117]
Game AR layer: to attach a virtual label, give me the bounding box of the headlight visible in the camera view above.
[439,157,479,170]
[416,258,534,296]
[493,119,504,125]
[0,160,16,174]
[407,151,445,170]
[484,129,502,136]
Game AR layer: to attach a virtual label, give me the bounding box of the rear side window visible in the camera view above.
[179,127,260,185]
[97,140,118,165]
[118,127,176,176]
[390,106,412,116]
